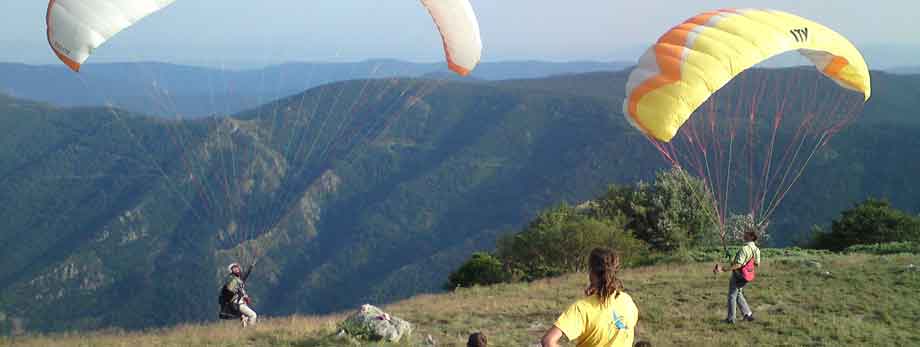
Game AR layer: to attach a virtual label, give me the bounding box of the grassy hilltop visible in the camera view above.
[4,249,918,347]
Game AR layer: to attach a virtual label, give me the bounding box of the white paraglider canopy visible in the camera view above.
[46,0,482,75]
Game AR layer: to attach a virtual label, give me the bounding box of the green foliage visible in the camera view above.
[445,253,509,289]
[811,199,920,251]
[336,318,375,342]
[591,169,718,251]
[724,213,770,243]
[642,246,832,266]
[844,241,920,255]
[451,169,726,285]
[497,215,647,281]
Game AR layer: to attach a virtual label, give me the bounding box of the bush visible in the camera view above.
[446,252,509,289]
[497,216,648,281]
[811,199,920,251]
[590,169,717,251]
[844,242,920,255]
[446,169,719,286]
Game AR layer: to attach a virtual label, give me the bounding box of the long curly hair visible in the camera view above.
[584,247,624,301]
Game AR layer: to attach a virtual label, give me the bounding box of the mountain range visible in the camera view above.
[890,66,920,74]
[0,60,630,119]
[0,67,919,334]
[4,58,918,120]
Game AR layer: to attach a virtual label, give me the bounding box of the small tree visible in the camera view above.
[725,213,770,244]
[592,169,717,251]
[812,199,920,251]
[496,216,647,281]
[445,252,509,289]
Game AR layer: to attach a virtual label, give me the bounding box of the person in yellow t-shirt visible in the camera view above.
[541,248,640,347]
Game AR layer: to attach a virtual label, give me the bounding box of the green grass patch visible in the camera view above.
[844,241,920,255]
[4,252,918,346]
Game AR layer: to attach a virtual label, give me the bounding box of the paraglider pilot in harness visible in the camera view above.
[220,262,257,327]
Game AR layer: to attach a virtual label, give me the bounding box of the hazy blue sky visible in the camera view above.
[1,1,917,67]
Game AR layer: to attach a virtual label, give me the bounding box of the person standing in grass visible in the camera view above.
[541,247,640,347]
[714,230,761,324]
[220,262,258,327]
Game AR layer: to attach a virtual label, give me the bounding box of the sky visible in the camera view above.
[1,1,918,68]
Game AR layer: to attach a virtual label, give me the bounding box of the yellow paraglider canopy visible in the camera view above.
[623,8,871,142]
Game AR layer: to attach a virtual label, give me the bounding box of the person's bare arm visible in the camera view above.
[541,326,564,347]
[241,263,255,282]
[635,320,642,339]
[723,263,743,272]
[713,263,742,273]
[634,321,653,346]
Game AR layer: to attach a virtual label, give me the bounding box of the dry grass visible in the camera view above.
[4,252,918,346]
[0,315,343,347]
